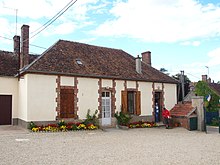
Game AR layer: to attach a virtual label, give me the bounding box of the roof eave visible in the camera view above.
[20,70,178,84]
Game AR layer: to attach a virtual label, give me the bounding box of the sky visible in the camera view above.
[0,0,220,82]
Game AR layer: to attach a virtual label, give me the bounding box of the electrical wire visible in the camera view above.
[0,35,47,50]
[30,0,76,35]
[28,0,78,41]
[0,36,11,40]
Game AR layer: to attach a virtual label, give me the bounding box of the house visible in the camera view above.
[0,25,178,127]
[170,75,220,130]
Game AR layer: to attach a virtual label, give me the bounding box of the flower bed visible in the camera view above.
[29,120,98,132]
[128,121,158,128]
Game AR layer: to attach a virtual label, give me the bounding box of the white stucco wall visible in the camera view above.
[102,79,112,88]
[127,81,136,88]
[115,80,124,112]
[61,76,74,86]
[26,74,57,121]
[164,83,177,110]
[154,83,162,91]
[77,77,99,119]
[0,76,18,119]
[18,75,28,121]
[138,82,153,116]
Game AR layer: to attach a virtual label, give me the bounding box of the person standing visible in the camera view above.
[162,107,170,129]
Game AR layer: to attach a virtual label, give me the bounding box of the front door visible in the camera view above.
[102,91,111,126]
[0,95,12,125]
[154,92,162,122]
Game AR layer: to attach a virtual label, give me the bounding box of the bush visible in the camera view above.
[114,111,131,126]
[83,109,99,127]
[210,118,219,126]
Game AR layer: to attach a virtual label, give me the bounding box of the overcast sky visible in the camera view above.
[0,0,220,82]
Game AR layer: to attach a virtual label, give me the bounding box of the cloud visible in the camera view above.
[207,47,220,67]
[0,0,103,38]
[92,0,220,43]
[180,41,201,46]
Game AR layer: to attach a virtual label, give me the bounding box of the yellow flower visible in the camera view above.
[32,127,39,132]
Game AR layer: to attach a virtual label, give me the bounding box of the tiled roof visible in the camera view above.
[0,51,18,76]
[208,83,220,96]
[170,102,196,117]
[0,50,38,76]
[24,40,177,83]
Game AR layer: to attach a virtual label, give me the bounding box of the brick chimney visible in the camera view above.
[13,35,20,56]
[20,25,29,68]
[202,75,207,82]
[207,77,211,83]
[141,51,151,66]
[135,55,142,74]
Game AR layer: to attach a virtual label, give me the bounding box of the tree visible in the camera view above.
[172,73,191,102]
[160,68,168,73]
[195,81,220,112]
[160,68,169,76]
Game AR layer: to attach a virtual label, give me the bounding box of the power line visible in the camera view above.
[30,0,76,35]
[29,44,47,50]
[0,35,47,50]
[0,36,11,40]
[184,72,200,79]
[28,0,78,41]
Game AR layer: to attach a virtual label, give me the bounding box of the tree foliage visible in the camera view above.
[195,81,220,112]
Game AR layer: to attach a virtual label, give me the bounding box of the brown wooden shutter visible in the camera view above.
[136,91,141,115]
[60,88,75,118]
[121,91,127,113]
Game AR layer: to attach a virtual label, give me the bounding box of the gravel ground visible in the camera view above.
[0,126,219,165]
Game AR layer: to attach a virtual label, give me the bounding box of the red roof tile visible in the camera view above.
[170,102,195,117]
[24,40,177,83]
[0,50,38,76]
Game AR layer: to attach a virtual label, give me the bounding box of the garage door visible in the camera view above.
[0,95,12,125]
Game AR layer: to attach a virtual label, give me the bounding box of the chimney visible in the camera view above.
[20,25,29,68]
[202,75,207,82]
[208,77,211,83]
[135,55,142,74]
[141,51,151,66]
[13,35,20,56]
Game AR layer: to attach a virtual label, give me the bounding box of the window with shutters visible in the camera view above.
[121,90,141,115]
[127,91,135,114]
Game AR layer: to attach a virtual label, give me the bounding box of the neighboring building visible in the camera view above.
[170,75,220,130]
[0,25,178,127]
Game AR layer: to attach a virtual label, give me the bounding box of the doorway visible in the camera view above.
[102,91,111,126]
[0,95,12,125]
[154,92,162,122]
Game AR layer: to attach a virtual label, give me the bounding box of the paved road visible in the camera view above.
[0,126,219,165]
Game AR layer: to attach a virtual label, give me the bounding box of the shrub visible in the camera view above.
[114,111,131,126]
[210,118,219,126]
[83,109,99,127]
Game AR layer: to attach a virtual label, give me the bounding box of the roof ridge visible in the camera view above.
[59,39,124,52]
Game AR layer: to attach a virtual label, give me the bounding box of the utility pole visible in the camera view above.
[180,70,185,103]
[205,66,209,79]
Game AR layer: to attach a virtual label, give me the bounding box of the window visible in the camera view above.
[76,59,83,65]
[121,90,141,115]
[127,91,136,114]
